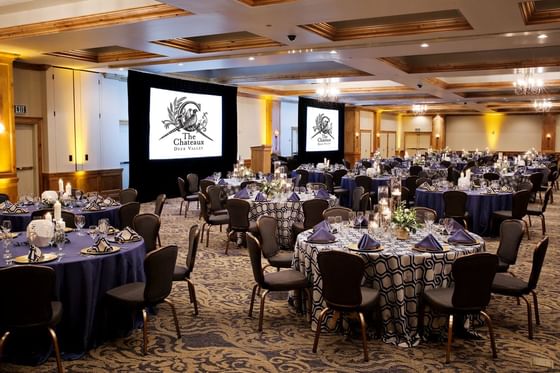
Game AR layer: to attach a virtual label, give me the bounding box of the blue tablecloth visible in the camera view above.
[0,231,145,363]
[0,205,120,232]
[340,176,395,207]
[291,169,325,183]
[415,189,512,236]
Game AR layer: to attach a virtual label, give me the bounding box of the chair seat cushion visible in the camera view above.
[526,209,542,216]
[423,287,454,311]
[264,269,309,291]
[268,250,293,268]
[209,214,229,225]
[173,265,191,281]
[106,282,146,306]
[186,195,199,202]
[213,209,228,216]
[491,273,529,296]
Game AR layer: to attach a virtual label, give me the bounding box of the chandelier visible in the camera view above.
[315,78,340,101]
[513,67,545,95]
[412,104,427,115]
[533,98,552,112]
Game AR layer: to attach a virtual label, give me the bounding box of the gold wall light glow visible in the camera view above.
[0,121,5,133]
[483,113,504,150]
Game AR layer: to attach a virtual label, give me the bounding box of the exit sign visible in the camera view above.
[14,105,26,114]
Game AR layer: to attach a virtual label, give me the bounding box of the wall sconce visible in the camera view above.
[273,129,280,152]
[546,133,551,139]
[435,134,440,147]
[355,132,359,138]
[0,122,5,134]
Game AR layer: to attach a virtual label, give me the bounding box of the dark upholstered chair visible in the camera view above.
[154,193,166,246]
[442,190,468,229]
[132,213,160,253]
[409,165,423,176]
[491,237,548,339]
[323,173,334,193]
[199,179,215,201]
[247,233,311,332]
[496,219,525,273]
[313,251,380,362]
[198,193,229,248]
[292,199,329,242]
[362,160,372,168]
[323,206,353,220]
[173,225,200,315]
[0,265,63,373]
[516,180,533,192]
[257,215,292,270]
[412,207,437,225]
[331,169,349,197]
[224,198,258,254]
[401,186,413,208]
[527,187,552,235]
[186,173,199,196]
[491,190,531,239]
[179,176,200,218]
[206,185,228,216]
[31,208,76,228]
[119,188,138,204]
[106,245,180,355]
[528,172,543,202]
[483,172,500,181]
[351,186,366,212]
[118,201,140,230]
[405,175,419,198]
[0,193,9,203]
[295,169,309,187]
[419,253,498,364]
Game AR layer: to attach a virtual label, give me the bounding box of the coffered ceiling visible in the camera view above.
[1,0,560,114]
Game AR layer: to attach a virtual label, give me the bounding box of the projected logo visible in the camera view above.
[311,113,334,141]
[305,106,339,152]
[160,98,212,141]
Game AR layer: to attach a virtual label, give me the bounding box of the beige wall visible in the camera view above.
[237,95,266,161]
[359,110,373,130]
[13,68,44,117]
[380,112,398,131]
[402,115,432,132]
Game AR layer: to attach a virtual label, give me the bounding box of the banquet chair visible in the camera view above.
[401,186,413,208]
[118,202,140,230]
[491,237,548,339]
[351,186,368,212]
[526,187,552,235]
[440,160,451,168]
[491,190,531,239]
[0,265,64,373]
[0,193,8,203]
[442,190,469,229]
[224,198,258,255]
[292,199,329,243]
[154,193,166,246]
[206,185,228,216]
[419,253,498,364]
[355,175,375,205]
[198,193,229,248]
[412,207,437,225]
[362,160,372,168]
[31,208,76,228]
[199,179,215,201]
[410,165,423,176]
[172,225,200,315]
[177,177,198,217]
[186,172,200,196]
[528,172,543,203]
[246,233,311,332]
[106,245,180,355]
[447,168,460,185]
[323,206,353,220]
[483,172,500,181]
[516,180,533,192]
[313,250,380,362]
[323,173,334,193]
[257,215,292,270]
[132,213,160,253]
[331,169,349,198]
[496,219,525,273]
[119,188,138,204]
[405,175,419,203]
[295,169,309,186]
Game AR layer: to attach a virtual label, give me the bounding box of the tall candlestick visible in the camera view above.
[54,201,62,221]
[65,182,72,196]
[58,179,64,193]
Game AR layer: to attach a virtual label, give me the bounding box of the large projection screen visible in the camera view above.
[305,106,340,152]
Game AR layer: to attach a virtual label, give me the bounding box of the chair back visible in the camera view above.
[332,169,347,186]
[401,186,412,207]
[447,168,460,184]
[295,169,309,186]
[154,194,166,217]
[198,193,211,223]
[318,251,364,308]
[351,186,365,211]
[355,175,372,193]
[362,160,372,168]
[0,265,55,328]
[451,253,498,309]
[30,208,76,228]
[226,198,250,231]
[416,177,432,186]
[246,233,265,286]
[541,187,552,213]
[440,160,451,168]
[323,206,353,220]
[302,199,329,229]
[323,173,334,193]
[118,201,140,229]
[483,172,500,181]
[412,207,437,224]
[132,213,161,253]
[443,190,467,218]
[0,193,8,203]
[511,189,531,219]
[144,245,178,303]
[185,225,200,276]
[528,237,549,291]
[199,179,215,200]
[409,165,423,176]
[529,173,543,194]
[257,215,280,259]
[496,219,525,265]
[119,188,138,204]
[186,173,199,194]
[405,175,418,192]
[516,180,533,192]
[207,185,226,213]
[177,177,187,199]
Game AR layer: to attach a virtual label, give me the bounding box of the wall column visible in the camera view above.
[431,114,445,150]
[373,110,382,151]
[344,107,360,164]
[0,52,18,201]
[541,113,556,153]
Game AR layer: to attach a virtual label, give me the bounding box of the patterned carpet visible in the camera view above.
[2,197,559,373]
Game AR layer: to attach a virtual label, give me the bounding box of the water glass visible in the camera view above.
[74,214,86,235]
[2,220,12,234]
[98,218,109,238]
[327,216,336,232]
[54,225,66,257]
[348,211,356,228]
[88,225,99,243]
[424,216,435,233]
[334,216,342,232]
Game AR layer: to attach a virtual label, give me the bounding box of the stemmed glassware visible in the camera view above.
[2,220,13,263]
[424,215,435,234]
[54,223,66,257]
[88,225,99,244]
[74,214,86,236]
[98,219,109,239]
[334,216,342,233]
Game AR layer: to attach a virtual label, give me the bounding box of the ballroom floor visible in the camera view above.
[2,197,559,373]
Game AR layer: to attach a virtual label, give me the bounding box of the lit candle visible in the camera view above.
[65,182,72,196]
[44,212,52,221]
[58,179,64,193]
[54,200,61,221]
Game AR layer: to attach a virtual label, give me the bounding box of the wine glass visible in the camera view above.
[88,225,99,243]
[348,211,356,228]
[334,216,343,233]
[424,215,435,234]
[327,216,336,232]
[2,220,12,237]
[98,218,109,239]
[74,214,86,236]
[54,224,66,257]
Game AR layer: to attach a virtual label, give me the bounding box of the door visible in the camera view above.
[379,133,388,158]
[405,133,431,156]
[360,131,371,158]
[291,126,298,155]
[387,133,396,156]
[15,123,39,196]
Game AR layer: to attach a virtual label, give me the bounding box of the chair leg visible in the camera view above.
[358,312,369,362]
[528,215,532,226]
[417,300,425,338]
[540,215,546,235]
[142,308,149,355]
[312,307,330,353]
[248,284,259,317]
[200,223,207,243]
[157,234,161,247]
[186,279,199,316]
[531,290,540,325]
[206,226,210,247]
[520,295,533,339]
[258,289,270,332]
[523,219,530,240]
[480,311,497,359]
[304,288,313,323]
[179,201,184,216]
[445,314,454,364]
[47,327,64,373]
[0,331,10,360]
[163,299,182,339]
[184,201,189,217]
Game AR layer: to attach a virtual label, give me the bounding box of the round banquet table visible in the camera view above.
[415,189,512,236]
[0,230,145,364]
[293,226,484,347]
[0,204,120,232]
[340,175,393,207]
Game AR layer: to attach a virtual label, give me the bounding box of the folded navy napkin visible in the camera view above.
[447,219,464,233]
[448,229,477,244]
[287,192,300,202]
[358,234,381,250]
[102,197,120,207]
[266,174,274,182]
[217,179,226,186]
[0,201,13,210]
[313,220,332,232]
[354,215,368,227]
[307,228,336,243]
[28,246,42,262]
[115,227,141,242]
[315,189,330,199]
[415,234,444,252]
[5,204,28,214]
[234,188,250,199]
[83,201,102,211]
[92,237,113,253]
[254,192,267,202]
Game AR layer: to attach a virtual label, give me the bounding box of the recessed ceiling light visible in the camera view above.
[330,50,337,54]
[118,68,124,71]
[178,63,183,66]
[538,34,548,39]
[248,56,255,61]
[420,43,429,48]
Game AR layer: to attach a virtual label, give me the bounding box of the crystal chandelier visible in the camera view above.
[412,104,427,115]
[533,98,552,112]
[513,67,545,95]
[315,78,340,101]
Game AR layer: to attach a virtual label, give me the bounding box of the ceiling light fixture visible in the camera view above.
[513,67,545,95]
[533,98,552,112]
[537,34,548,39]
[412,104,427,116]
[248,56,255,61]
[315,78,340,101]
[420,43,429,48]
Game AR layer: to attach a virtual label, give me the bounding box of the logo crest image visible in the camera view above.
[159,97,213,141]
[312,113,334,140]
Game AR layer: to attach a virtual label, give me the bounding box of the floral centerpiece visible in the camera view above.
[391,202,418,240]
[260,179,283,198]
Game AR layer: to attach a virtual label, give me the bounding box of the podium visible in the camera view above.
[250,145,272,173]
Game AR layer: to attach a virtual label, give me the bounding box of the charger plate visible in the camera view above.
[80,246,121,255]
[14,253,58,264]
